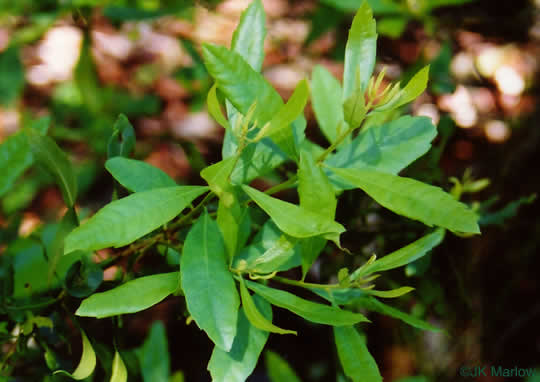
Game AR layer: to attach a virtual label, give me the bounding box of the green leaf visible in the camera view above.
[65,257,104,298]
[298,150,336,219]
[54,330,96,380]
[311,65,346,145]
[217,187,251,260]
[76,272,179,318]
[25,128,78,207]
[208,295,271,382]
[265,350,302,382]
[320,0,406,14]
[263,79,309,159]
[242,185,345,243]
[354,229,445,277]
[377,16,409,38]
[0,132,33,197]
[365,286,414,298]
[110,350,128,382]
[334,326,382,382]
[181,211,239,351]
[230,0,266,72]
[47,207,79,283]
[329,167,480,233]
[356,296,442,332]
[343,1,377,98]
[395,65,430,108]
[207,84,230,129]
[75,38,102,114]
[343,85,366,129]
[0,45,24,106]
[232,220,301,274]
[200,157,236,196]
[136,321,169,382]
[300,237,327,280]
[246,280,369,326]
[202,44,282,128]
[64,186,208,253]
[107,114,136,159]
[239,278,296,335]
[105,157,176,193]
[325,116,437,190]
[310,287,368,306]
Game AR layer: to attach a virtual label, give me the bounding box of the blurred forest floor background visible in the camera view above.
[1,0,539,381]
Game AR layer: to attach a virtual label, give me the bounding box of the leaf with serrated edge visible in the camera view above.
[329,167,480,233]
[64,186,208,253]
[76,272,179,318]
[53,330,96,380]
[334,326,382,382]
[246,280,368,326]
[181,211,239,351]
[106,157,176,192]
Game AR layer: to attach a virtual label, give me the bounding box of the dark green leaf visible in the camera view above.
[265,350,302,382]
[355,296,442,332]
[0,132,33,197]
[65,257,104,298]
[343,2,377,98]
[329,167,480,233]
[25,128,78,207]
[105,157,176,192]
[107,114,136,159]
[64,186,208,253]
[479,194,536,226]
[75,38,102,114]
[334,326,382,382]
[0,45,24,106]
[47,207,79,283]
[76,272,179,318]
[208,295,271,382]
[136,321,169,382]
[246,280,369,326]
[181,211,239,351]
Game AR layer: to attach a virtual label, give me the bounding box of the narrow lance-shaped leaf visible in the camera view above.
[343,1,377,98]
[395,65,430,108]
[334,326,382,382]
[230,0,266,72]
[354,229,445,278]
[47,207,79,284]
[75,37,102,114]
[265,351,302,382]
[242,185,345,242]
[107,114,135,158]
[64,186,208,253]
[329,167,480,234]
[240,277,297,335]
[76,272,179,318]
[343,72,366,129]
[356,296,443,332]
[246,280,369,326]
[53,330,96,380]
[110,350,128,382]
[311,65,347,145]
[0,132,33,197]
[208,294,272,382]
[25,128,78,207]
[136,321,170,382]
[207,84,231,129]
[181,211,240,351]
[364,286,414,298]
[262,79,309,159]
[105,157,176,193]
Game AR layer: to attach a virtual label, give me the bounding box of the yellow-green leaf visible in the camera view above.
[53,330,96,380]
[110,350,128,382]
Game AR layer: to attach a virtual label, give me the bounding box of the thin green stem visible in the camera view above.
[316,123,356,163]
[263,175,298,195]
[168,191,216,231]
[272,276,343,290]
